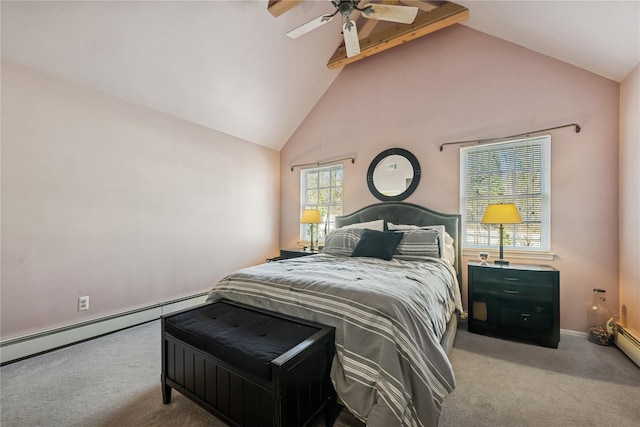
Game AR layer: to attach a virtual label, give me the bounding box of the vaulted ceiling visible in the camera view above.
[2,1,638,151]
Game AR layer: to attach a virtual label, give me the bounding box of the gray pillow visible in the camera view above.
[394,229,440,260]
[322,228,364,257]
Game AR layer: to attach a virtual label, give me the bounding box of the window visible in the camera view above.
[460,136,551,252]
[300,165,343,241]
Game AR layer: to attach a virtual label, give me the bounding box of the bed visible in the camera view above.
[206,202,463,427]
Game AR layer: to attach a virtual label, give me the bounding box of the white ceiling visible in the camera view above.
[2,1,638,151]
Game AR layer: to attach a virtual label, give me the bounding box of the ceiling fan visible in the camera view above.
[286,0,419,58]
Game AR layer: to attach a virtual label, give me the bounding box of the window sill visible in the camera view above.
[462,248,556,262]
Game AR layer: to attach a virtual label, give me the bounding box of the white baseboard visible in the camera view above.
[0,292,209,365]
[561,328,588,338]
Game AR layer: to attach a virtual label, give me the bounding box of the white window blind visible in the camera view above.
[300,165,344,241]
[460,136,551,251]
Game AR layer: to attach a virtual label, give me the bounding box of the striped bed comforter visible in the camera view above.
[206,253,463,427]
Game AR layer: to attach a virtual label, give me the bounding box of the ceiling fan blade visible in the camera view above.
[343,20,360,58]
[286,14,335,39]
[361,3,418,24]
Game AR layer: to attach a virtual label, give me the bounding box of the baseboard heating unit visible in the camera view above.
[0,292,209,365]
[615,323,640,368]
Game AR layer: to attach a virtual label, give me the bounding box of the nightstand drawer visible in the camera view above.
[473,280,554,302]
[499,303,553,333]
[472,267,555,287]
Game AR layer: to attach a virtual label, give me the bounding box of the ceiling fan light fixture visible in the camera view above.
[286,0,419,57]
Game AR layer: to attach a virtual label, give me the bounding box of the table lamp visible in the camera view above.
[301,209,322,252]
[481,203,522,265]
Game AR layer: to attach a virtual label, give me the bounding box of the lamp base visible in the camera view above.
[494,259,510,266]
[309,224,316,252]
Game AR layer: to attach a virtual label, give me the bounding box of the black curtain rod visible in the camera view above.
[439,123,581,152]
[290,156,356,172]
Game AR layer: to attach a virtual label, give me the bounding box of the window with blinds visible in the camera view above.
[300,165,344,241]
[460,136,551,251]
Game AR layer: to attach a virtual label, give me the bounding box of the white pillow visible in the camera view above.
[387,223,423,231]
[341,219,384,231]
[442,231,456,266]
[387,223,456,265]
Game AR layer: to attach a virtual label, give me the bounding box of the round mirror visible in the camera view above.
[367,148,421,201]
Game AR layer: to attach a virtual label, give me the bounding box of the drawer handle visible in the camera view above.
[504,277,520,281]
[503,290,520,294]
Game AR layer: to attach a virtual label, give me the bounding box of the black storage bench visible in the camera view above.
[161,300,336,427]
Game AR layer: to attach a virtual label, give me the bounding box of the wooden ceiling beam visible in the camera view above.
[399,0,439,13]
[358,15,381,39]
[267,0,304,18]
[327,1,469,69]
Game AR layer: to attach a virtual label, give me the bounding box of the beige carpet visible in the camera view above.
[1,319,639,426]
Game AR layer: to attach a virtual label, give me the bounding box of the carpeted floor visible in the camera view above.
[1,319,638,426]
[439,323,640,426]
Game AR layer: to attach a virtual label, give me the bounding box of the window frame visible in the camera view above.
[460,135,551,253]
[300,164,344,242]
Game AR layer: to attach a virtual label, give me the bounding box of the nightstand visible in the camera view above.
[279,248,318,260]
[468,261,560,348]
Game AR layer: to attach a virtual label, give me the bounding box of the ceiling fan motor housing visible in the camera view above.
[338,1,355,17]
[337,1,372,18]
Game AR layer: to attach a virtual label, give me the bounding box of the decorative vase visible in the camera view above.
[587,288,615,346]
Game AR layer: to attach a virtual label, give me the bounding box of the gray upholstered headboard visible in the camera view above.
[335,202,462,285]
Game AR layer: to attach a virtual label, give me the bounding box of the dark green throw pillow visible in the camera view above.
[351,229,403,261]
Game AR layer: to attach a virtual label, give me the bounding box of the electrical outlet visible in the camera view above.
[78,296,89,311]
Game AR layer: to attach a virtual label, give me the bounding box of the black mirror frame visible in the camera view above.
[366,148,421,202]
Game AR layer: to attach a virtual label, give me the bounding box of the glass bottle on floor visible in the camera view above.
[587,288,615,345]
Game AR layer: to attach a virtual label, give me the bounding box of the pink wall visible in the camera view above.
[1,60,280,340]
[280,25,620,332]
[619,64,640,336]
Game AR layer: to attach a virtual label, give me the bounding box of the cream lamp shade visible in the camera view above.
[481,203,522,265]
[300,209,322,224]
[481,203,523,225]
